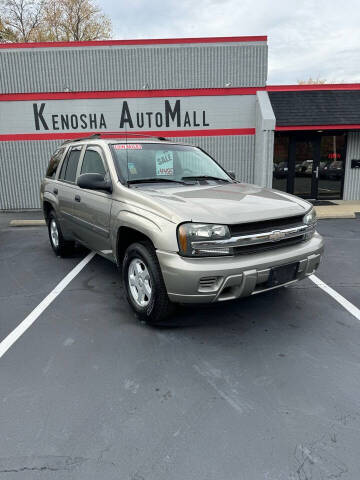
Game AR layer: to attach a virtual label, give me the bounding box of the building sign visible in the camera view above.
[0,94,256,137]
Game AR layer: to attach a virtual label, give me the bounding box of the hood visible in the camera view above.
[136,182,311,224]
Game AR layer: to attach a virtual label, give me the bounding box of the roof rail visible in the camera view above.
[99,132,168,141]
[61,133,100,145]
[60,132,168,145]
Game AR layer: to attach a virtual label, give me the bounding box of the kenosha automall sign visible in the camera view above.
[32,100,211,131]
[0,91,257,139]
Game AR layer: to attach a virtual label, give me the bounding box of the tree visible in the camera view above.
[0,17,18,41]
[43,0,112,41]
[297,77,327,85]
[0,0,44,42]
[0,0,112,42]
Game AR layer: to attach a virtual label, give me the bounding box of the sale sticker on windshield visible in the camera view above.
[156,151,174,176]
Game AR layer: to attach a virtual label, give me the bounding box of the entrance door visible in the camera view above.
[273,133,347,200]
[291,137,319,199]
[317,134,346,199]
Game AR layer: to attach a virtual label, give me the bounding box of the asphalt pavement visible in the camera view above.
[0,217,359,480]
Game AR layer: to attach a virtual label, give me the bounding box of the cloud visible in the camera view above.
[100,0,360,84]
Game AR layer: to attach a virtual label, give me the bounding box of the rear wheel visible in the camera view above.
[122,242,174,325]
[48,211,75,257]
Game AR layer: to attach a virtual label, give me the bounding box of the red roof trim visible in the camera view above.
[0,128,255,141]
[267,84,360,92]
[275,124,360,131]
[0,87,264,101]
[0,35,267,50]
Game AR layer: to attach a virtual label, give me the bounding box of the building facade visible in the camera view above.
[268,85,360,201]
[0,36,359,210]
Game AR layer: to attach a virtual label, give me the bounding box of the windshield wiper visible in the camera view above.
[128,178,188,185]
[181,175,230,183]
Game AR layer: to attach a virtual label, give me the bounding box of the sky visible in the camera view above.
[100,0,360,85]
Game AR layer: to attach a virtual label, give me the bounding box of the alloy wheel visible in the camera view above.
[128,258,152,307]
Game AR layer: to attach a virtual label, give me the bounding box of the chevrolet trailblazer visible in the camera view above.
[40,135,323,324]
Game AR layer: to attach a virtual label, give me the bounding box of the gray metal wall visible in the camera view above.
[0,136,255,210]
[0,140,59,210]
[0,42,267,93]
[344,132,360,200]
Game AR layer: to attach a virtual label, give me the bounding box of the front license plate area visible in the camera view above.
[267,262,298,288]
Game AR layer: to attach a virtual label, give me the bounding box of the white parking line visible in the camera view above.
[309,274,360,321]
[0,252,95,359]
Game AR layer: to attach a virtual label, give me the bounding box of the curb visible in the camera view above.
[315,206,360,220]
[9,219,46,227]
[317,214,356,219]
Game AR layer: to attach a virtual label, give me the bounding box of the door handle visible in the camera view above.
[74,195,81,202]
[53,188,58,195]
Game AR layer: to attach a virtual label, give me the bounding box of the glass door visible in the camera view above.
[272,133,347,200]
[292,137,319,199]
[318,134,346,200]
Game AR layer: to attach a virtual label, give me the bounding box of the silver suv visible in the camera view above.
[40,134,323,324]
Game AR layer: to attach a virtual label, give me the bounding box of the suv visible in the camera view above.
[40,135,323,325]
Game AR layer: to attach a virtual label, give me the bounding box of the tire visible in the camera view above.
[122,241,175,325]
[48,210,75,257]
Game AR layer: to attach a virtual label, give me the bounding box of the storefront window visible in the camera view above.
[294,139,315,197]
[273,133,347,200]
[318,134,346,199]
[272,135,289,192]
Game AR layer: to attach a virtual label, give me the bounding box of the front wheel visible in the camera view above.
[47,211,75,257]
[122,242,174,325]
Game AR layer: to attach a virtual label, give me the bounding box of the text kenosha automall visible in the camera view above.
[33,100,210,131]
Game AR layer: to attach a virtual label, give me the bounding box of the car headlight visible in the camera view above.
[177,223,231,256]
[303,207,317,225]
[303,207,317,240]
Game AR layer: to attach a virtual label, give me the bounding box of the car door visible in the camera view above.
[72,145,113,256]
[56,145,84,235]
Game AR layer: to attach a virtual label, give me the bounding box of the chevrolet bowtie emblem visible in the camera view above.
[269,230,286,242]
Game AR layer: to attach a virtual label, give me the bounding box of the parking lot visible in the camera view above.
[0,216,359,479]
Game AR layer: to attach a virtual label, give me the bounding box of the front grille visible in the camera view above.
[229,215,304,237]
[233,236,305,255]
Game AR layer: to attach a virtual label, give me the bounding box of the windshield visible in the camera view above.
[111,143,232,185]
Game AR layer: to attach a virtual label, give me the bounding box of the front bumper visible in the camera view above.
[157,232,324,303]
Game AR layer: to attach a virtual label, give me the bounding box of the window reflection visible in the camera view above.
[272,135,289,192]
[318,135,346,199]
[272,133,346,200]
[294,140,314,197]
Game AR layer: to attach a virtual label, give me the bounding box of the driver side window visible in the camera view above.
[81,147,106,176]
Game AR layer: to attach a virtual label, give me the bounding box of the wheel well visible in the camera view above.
[43,201,53,224]
[116,227,153,265]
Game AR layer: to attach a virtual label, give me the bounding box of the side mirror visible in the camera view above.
[77,173,112,193]
[228,171,236,180]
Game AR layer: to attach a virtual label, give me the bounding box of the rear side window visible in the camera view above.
[81,147,106,176]
[59,146,82,183]
[46,147,65,179]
